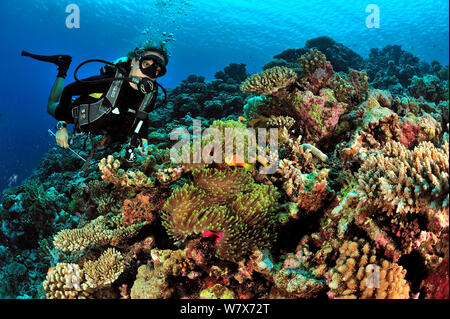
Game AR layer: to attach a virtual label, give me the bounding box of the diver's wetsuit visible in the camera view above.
[54,60,155,142]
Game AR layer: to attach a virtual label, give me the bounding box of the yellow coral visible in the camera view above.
[240,66,297,96]
[43,263,91,299]
[328,238,410,299]
[298,48,327,76]
[53,214,145,252]
[83,248,125,288]
[99,155,154,189]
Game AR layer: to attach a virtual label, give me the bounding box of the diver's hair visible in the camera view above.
[126,43,170,65]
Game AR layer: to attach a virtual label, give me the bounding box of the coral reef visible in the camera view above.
[0,36,448,300]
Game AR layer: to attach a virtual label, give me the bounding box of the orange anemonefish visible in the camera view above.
[224,154,253,171]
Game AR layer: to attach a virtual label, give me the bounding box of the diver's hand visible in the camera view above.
[56,128,69,148]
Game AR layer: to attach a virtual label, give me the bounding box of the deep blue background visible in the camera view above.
[0,0,448,197]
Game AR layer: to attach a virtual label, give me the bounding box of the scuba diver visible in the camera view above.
[22,44,169,164]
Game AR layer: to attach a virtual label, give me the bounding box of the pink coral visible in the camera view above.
[305,61,334,94]
[121,193,156,225]
[297,180,332,213]
[420,258,449,299]
[293,89,347,143]
[399,119,421,147]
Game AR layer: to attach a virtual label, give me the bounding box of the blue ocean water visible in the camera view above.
[0,0,448,197]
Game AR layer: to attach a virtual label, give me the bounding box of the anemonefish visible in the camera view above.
[224,154,253,171]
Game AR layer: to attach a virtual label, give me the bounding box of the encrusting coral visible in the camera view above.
[121,192,156,225]
[99,155,154,189]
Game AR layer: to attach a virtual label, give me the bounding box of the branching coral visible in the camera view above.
[71,180,124,217]
[329,69,369,105]
[408,74,449,104]
[357,141,449,215]
[161,167,279,262]
[327,238,410,299]
[83,248,125,289]
[266,115,296,131]
[297,49,334,94]
[155,167,183,185]
[298,48,327,77]
[43,248,124,299]
[99,155,154,189]
[355,140,449,258]
[240,66,297,96]
[53,214,145,252]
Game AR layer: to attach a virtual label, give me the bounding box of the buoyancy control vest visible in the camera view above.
[71,68,157,137]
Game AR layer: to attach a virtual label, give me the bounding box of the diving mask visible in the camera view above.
[139,54,167,78]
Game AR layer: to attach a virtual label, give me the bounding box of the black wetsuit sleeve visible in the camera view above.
[54,75,111,123]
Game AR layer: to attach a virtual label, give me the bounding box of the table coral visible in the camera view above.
[53,214,145,252]
[83,248,125,288]
[240,66,297,96]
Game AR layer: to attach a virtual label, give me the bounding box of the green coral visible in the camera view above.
[310,103,325,131]
[200,284,235,299]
